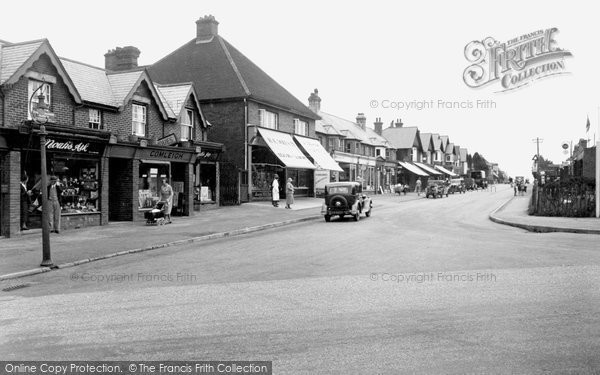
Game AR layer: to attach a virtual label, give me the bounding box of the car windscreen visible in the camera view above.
[326,186,351,194]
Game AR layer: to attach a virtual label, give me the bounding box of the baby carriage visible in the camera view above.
[144,201,167,225]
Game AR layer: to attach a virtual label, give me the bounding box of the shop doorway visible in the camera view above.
[219,161,239,206]
[109,159,133,221]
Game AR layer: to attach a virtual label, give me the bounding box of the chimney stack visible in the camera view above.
[196,15,219,43]
[308,89,321,113]
[395,118,404,128]
[104,46,140,71]
[356,113,366,130]
[374,117,383,135]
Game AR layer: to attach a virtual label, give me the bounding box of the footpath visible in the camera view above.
[1,193,420,280]
[490,191,600,235]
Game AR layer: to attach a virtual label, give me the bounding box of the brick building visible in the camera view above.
[149,15,323,201]
[0,39,222,237]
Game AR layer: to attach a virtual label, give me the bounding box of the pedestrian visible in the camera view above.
[47,175,63,233]
[285,177,295,209]
[160,177,174,224]
[415,178,422,196]
[271,175,280,207]
[20,174,32,231]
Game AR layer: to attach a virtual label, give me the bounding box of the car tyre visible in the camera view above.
[324,215,331,222]
[353,213,360,221]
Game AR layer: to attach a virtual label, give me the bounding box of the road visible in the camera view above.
[1,186,599,374]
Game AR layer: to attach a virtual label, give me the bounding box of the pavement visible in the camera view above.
[0,192,421,280]
[490,189,600,234]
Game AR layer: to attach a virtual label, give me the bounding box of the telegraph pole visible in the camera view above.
[532,137,543,172]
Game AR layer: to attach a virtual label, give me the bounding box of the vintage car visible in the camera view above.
[425,180,449,198]
[394,183,409,195]
[448,178,466,194]
[321,182,372,222]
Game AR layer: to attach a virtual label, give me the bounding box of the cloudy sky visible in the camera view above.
[2,0,598,177]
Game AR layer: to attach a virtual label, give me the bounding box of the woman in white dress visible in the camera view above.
[271,175,280,207]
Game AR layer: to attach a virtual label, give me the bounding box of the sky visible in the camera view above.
[1,0,598,178]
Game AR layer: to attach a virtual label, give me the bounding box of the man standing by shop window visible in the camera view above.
[20,174,32,231]
[48,175,63,234]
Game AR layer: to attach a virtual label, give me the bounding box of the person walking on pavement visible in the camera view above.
[415,178,422,196]
[160,177,174,224]
[271,175,280,207]
[48,175,63,233]
[285,177,295,209]
[20,174,32,231]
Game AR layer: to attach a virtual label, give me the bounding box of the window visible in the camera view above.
[181,109,194,141]
[294,118,308,136]
[258,109,278,129]
[412,147,418,162]
[446,154,452,162]
[435,151,441,162]
[28,80,51,119]
[328,138,335,150]
[346,142,351,153]
[376,149,381,157]
[132,104,146,136]
[88,109,101,129]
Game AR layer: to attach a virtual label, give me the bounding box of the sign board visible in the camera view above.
[157,134,178,147]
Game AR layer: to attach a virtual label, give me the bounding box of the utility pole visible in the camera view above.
[532,137,543,172]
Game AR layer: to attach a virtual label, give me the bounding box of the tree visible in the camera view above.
[471,152,489,171]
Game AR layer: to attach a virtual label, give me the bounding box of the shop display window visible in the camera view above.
[57,160,100,213]
[139,163,170,209]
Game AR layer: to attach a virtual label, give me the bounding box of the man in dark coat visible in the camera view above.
[20,174,31,230]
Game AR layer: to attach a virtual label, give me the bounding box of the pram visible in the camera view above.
[144,201,167,225]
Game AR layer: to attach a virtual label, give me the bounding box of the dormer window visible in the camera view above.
[132,104,146,136]
[181,109,194,141]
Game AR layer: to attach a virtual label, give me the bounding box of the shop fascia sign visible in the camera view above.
[45,138,91,153]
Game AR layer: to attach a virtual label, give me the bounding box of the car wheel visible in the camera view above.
[339,214,344,219]
[353,213,360,221]
[324,215,331,222]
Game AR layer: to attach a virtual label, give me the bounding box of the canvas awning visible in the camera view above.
[294,135,343,172]
[256,128,315,169]
[434,165,458,177]
[414,162,442,175]
[398,161,429,176]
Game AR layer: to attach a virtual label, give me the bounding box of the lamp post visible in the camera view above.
[30,86,53,267]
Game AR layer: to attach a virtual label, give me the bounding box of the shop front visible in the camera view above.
[249,127,316,200]
[294,135,343,197]
[12,127,109,232]
[106,144,196,222]
[193,141,223,211]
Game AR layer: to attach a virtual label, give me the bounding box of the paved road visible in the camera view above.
[2,186,599,374]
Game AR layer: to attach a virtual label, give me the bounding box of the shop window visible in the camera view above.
[132,104,146,136]
[294,119,308,136]
[181,109,193,141]
[138,163,170,209]
[258,109,278,129]
[28,80,52,120]
[89,109,101,129]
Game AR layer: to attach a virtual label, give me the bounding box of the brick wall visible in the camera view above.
[3,53,77,128]
[200,100,246,168]
[0,151,21,237]
[247,100,316,138]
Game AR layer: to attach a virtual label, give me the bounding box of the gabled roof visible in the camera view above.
[316,121,341,136]
[381,126,421,150]
[149,36,319,120]
[317,111,372,144]
[440,135,449,151]
[107,70,169,120]
[454,145,461,156]
[154,83,207,126]
[419,132,433,152]
[446,142,455,154]
[431,134,442,152]
[0,39,81,103]
[366,127,389,147]
[60,57,116,107]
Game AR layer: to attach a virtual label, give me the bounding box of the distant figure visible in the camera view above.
[271,175,280,207]
[160,177,173,224]
[415,178,422,196]
[285,178,295,209]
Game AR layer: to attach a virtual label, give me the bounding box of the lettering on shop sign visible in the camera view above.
[45,139,90,153]
[149,150,184,160]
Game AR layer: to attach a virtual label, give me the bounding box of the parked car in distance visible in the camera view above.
[321,182,372,222]
[394,183,409,195]
[425,180,449,198]
[449,178,466,194]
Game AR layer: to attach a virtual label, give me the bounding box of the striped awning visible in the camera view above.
[398,161,429,176]
[434,165,458,177]
[414,162,442,175]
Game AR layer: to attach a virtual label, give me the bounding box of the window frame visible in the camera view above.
[258,109,278,129]
[181,108,194,141]
[132,103,147,136]
[293,118,308,136]
[88,108,102,130]
[28,80,52,120]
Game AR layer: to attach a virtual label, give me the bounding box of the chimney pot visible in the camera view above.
[308,88,321,113]
[196,15,219,42]
[356,113,367,130]
[374,117,383,136]
[104,46,140,71]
